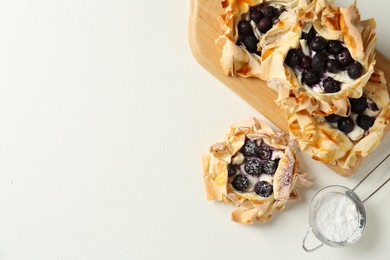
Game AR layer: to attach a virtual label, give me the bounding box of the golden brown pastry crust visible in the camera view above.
[265,0,376,116]
[220,0,302,80]
[282,70,390,170]
[202,118,312,224]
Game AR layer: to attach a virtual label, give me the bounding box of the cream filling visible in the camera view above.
[364,108,380,117]
[347,125,365,141]
[259,174,273,185]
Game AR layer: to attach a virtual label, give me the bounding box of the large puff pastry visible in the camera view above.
[266,0,376,116]
[220,0,303,80]
[202,118,312,224]
[283,70,390,170]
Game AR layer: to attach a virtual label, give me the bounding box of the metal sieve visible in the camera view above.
[302,154,390,252]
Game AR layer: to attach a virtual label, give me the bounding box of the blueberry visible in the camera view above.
[326,40,343,55]
[350,97,367,114]
[250,4,262,11]
[263,160,278,174]
[348,62,363,79]
[285,49,302,67]
[323,77,341,93]
[302,27,316,42]
[326,59,340,73]
[232,174,249,192]
[296,49,305,58]
[262,6,277,19]
[325,114,342,123]
[243,35,259,53]
[357,114,374,131]
[236,34,245,46]
[242,139,258,156]
[258,146,272,160]
[336,48,354,67]
[254,181,273,197]
[227,164,236,177]
[337,117,354,133]
[250,8,264,23]
[237,20,253,36]
[244,158,262,176]
[302,70,321,86]
[257,17,273,33]
[369,102,379,111]
[300,56,312,70]
[312,52,328,71]
[310,36,327,52]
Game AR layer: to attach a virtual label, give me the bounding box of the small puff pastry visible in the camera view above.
[202,118,312,224]
[266,0,376,116]
[220,0,302,80]
[283,70,390,170]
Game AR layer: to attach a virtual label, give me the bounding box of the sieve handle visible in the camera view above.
[352,153,390,203]
[302,227,323,253]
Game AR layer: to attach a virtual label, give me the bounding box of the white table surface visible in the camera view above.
[0,0,389,259]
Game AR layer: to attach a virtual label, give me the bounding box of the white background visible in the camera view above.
[0,0,389,259]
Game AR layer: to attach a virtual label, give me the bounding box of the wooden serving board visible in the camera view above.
[188,0,390,176]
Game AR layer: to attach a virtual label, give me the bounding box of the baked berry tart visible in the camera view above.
[219,0,301,80]
[202,118,312,224]
[265,0,376,116]
[283,70,390,170]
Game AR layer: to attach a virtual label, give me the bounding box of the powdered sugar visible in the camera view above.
[314,193,362,243]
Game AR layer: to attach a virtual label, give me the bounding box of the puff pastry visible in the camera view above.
[220,0,302,80]
[202,118,312,224]
[283,70,390,170]
[265,0,376,116]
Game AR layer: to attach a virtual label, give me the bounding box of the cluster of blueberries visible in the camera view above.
[228,138,281,198]
[235,4,284,55]
[325,96,376,134]
[284,27,364,93]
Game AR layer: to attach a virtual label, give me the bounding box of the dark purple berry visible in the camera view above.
[296,48,305,58]
[336,48,354,67]
[357,114,374,131]
[302,70,321,86]
[254,181,273,197]
[326,59,340,73]
[325,114,342,123]
[236,34,245,46]
[326,40,343,55]
[250,4,262,11]
[368,102,379,111]
[310,36,327,52]
[243,35,259,53]
[262,6,277,19]
[350,97,367,114]
[302,27,316,42]
[244,159,262,176]
[257,17,273,33]
[301,56,312,70]
[258,146,272,160]
[348,62,363,79]
[250,9,264,23]
[263,160,278,174]
[323,77,341,93]
[285,49,302,67]
[242,139,258,156]
[237,20,253,36]
[227,164,236,177]
[232,174,249,192]
[338,117,354,133]
[312,52,328,71]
